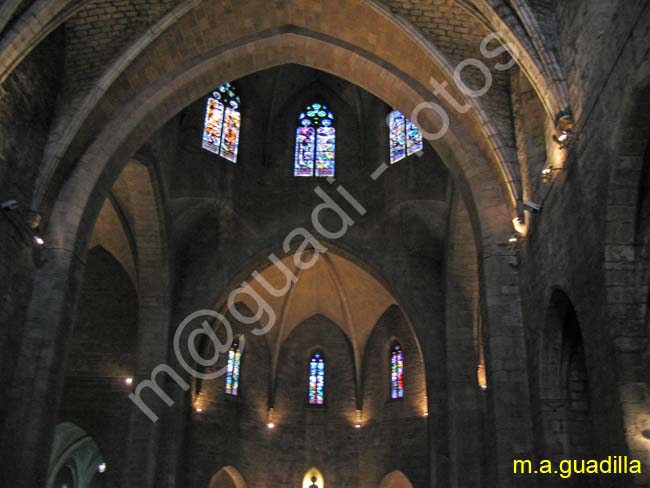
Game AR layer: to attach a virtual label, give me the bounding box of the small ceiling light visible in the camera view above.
[123,377,133,386]
[195,407,203,413]
[98,462,107,473]
[33,236,45,247]
[267,422,275,429]
[423,412,429,417]
[354,423,361,429]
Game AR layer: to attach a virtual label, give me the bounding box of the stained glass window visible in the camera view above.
[389,110,423,164]
[202,82,241,162]
[391,342,404,399]
[225,339,242,396]
[308,352,325,405]
[294,103,335,177]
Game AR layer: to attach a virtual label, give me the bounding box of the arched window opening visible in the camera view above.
[389,110,423,164]
[225,339,242,396]
[390,342,405,399]
[308,352,326,405]
[294,103,335,177]
[202,82,241,162]
[302,467,324,488]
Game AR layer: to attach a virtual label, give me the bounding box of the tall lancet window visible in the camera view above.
[225,339,242,396]
[308,352,326,405]
[391,342,404,399]
[294,103,336,177]
[202,82,241,162]
[388,110,423,164]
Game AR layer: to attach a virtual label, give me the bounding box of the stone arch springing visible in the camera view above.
[208,466,248,488]
[378,470,413,488]
[46,422,106,488]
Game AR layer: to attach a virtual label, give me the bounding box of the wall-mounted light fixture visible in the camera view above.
[267,408,275,429]
[354,409,362,429]
[123,377,133,386]
[512,217,526,236]
[552,114,575,149]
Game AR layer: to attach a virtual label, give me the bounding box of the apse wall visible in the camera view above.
[184,312,428,488]
[185,313,271,488]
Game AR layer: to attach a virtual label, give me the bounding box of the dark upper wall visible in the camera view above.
[168,64,450,316]
[0,26,64,419]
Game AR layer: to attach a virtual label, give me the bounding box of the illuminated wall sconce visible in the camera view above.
[541,166,553,183]
[354,409,362,429]
[512,217,527,237]
[267,408,275,429]
[477,364,488,390]
[552,115,575,149]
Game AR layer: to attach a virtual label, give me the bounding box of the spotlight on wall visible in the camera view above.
[523,201,543,215]
[552,114,575,149]
[98,462,107,474]
[1,199,18,211]
[512,216,526,236]
[354,409,362,429]
[267,408,275,429]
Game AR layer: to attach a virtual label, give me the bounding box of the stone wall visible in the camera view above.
[0,26,64,420]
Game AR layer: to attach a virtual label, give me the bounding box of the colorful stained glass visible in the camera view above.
[389,110,422,164]
[389,110,406,164]
[308,352,325,405]
[294,126,316,176]
[225,339,241,396]
[406,119,423,156]
[202,98,224,154]
[391,343,404,399]
[294,103,335,177]
[201,82,241,162]
[315,126,336,177]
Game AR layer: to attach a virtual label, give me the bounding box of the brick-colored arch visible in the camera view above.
[34,0,519,217]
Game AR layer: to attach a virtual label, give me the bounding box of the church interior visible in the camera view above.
[0,1,649,487]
